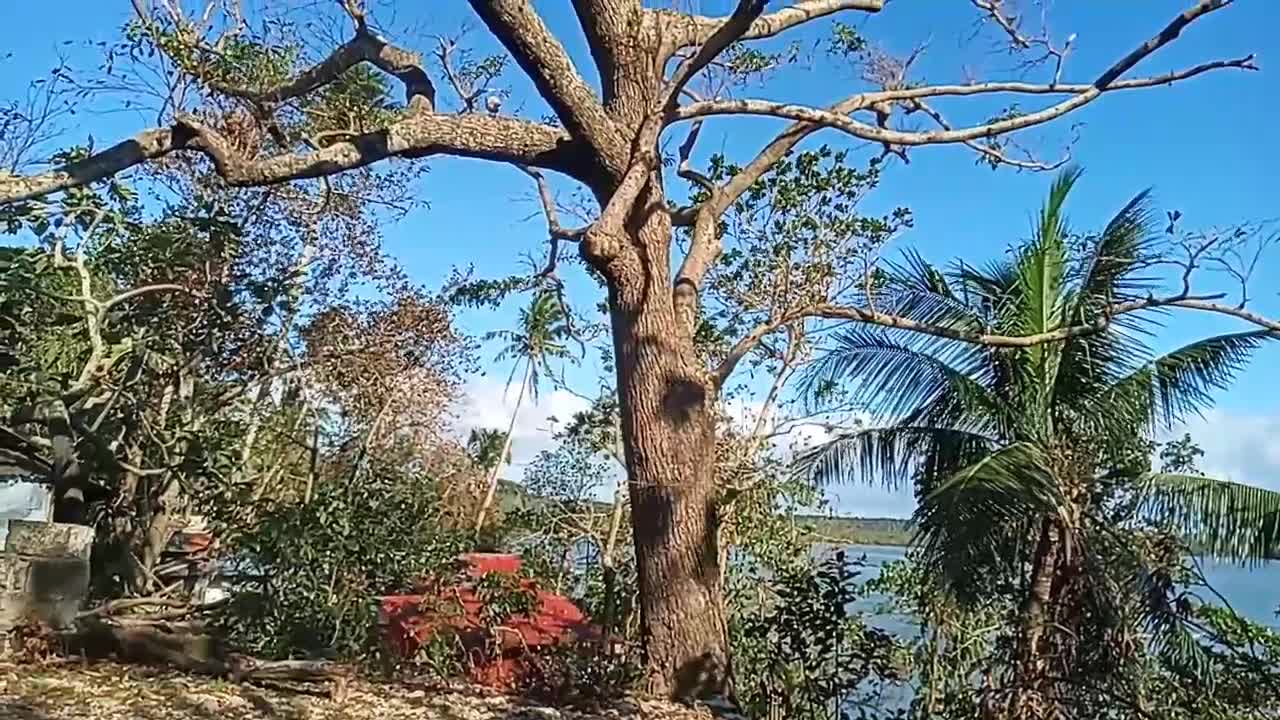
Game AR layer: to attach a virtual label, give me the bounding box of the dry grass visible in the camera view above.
[0,661,718,720]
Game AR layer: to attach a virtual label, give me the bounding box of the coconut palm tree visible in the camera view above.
[800,167,1279,714]
[473,291,573,533]
[467,427,511,472]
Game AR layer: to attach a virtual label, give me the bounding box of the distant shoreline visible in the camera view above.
[799,515,913,546]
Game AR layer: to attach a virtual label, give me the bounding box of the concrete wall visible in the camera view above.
[0,519,93,652]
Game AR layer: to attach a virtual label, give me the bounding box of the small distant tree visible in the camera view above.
[474,291,572,532]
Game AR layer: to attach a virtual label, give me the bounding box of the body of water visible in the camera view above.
[831,543,1280,630]
[822,544,1280,714]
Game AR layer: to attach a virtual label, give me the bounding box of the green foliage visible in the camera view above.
[473,570,541,626]
[466,428,510,471]
[731,551,905,720]
[212,460,467,662]
[1160,433,1205,474]
[868,555,1005,720]
[799,168,1278,715]
[697,146,911,363]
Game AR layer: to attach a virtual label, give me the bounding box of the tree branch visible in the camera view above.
[906,98,1072,171]
[661,0,769,110]
[468,0,625,176]
[671,55,1253,146]
[668,0,884,47]
[672,1,1251,149]
[570,0,639,109]
[715,290,1280,385]
[0,111,586,205]
[197,27,436,112]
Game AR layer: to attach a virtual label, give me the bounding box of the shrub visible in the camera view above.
[212,460,467,663]
[731,551,906,720]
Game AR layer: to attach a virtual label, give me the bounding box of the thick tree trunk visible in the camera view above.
[605,214,730,700]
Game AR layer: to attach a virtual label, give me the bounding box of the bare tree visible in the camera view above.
[0,0,1270,698]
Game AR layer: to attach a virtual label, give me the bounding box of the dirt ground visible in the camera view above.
[0,661,722,720]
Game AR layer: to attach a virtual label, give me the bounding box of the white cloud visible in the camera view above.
[719,397,910,516]
[1171,411,1280,491]
[452,375,591,482]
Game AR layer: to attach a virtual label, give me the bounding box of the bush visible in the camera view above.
[212,460,467,663]
[731,551,906,720]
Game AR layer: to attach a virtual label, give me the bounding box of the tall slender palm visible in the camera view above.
[473,291,572,533]
[800,168,1278,710]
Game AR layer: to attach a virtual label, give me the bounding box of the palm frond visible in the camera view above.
[1074,189,1161,307]
[877,249,986,333]
[1141,473,1280,562]
[914,442,1065,601]
[1104,331,1274,431]
[805,328,1000,427]
[797,425,996,491]
[1014,166,1079,337]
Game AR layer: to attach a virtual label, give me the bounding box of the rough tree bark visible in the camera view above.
[604,207,731,697]
[0,0,1262,702]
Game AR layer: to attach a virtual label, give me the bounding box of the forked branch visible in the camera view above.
[671,2,1251,156]
[665,0,885,47]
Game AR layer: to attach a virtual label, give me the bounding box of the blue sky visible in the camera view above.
[2,1,1278,516]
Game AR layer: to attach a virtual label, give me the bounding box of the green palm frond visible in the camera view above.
[1016,166,1079,336]
[798,425,995,491]
[915,442,1065,601]
[1141,473,1280,562]
[489,290,574,401]
[1105,331,1274,431]
[877,250,987,333]
[1073,189,1160,307]
[805,328,1000,427]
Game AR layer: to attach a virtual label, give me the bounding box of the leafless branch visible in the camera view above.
[675,119,714,193]
[906,98,1071,171]
[0,110,585,205]
[672,0,1250,165]
[664,0,885,47]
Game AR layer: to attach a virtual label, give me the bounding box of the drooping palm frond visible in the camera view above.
[1103,331,1274,431]
[805,328,1000,428]
[1141,473,1280,562]
[915,442,1066,601]
[798,425,995,491]
[1076,521,1217,685]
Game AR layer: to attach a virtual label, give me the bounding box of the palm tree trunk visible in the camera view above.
[474,360,530,533]
[1015,518,1061,713]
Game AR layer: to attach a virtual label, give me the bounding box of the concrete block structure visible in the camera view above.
[0,518,94,653]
